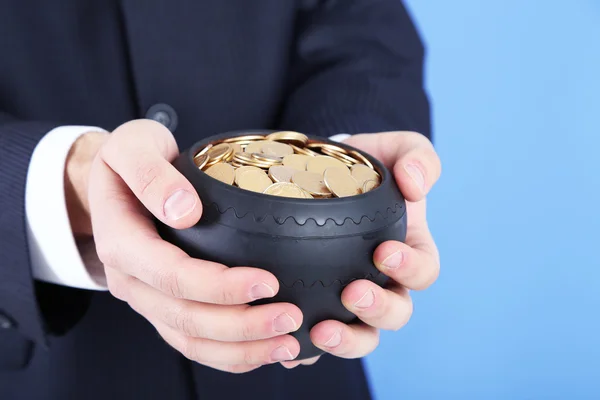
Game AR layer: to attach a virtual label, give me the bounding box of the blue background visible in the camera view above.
[365,1,600,399]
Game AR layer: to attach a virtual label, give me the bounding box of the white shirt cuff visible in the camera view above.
[26,126,108,291]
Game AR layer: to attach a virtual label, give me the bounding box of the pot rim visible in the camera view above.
[184,129,391,205]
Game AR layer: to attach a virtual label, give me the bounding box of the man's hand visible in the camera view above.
[282,131,441,368]
[67,119,303,373]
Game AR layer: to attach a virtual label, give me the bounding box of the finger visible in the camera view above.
[392,144,441,201]
[153,321,300,365]
[280,356,321,369]
[344,131,441,201]
[148,314,263,374]
[340,280,412,331]
[120,273,302,341]
[90,160,280,304]
[99,223,280,305]
[301,356,321,366]
[373,238,440,290]
[310,320,379,359]
[100,119,202,229]
[106,234,280,304]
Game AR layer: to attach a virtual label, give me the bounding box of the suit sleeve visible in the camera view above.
[0,112,92,369]
[278,0,431,140]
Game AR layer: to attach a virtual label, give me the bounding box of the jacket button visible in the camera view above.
[146,103,178,132]
[0,313,15,330]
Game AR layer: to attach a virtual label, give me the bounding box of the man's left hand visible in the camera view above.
[282,131,441,368]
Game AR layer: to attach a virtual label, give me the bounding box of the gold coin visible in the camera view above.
[204,162,235,185]
[362,179,379,193]
[307,142,349,155]
[233,151,255,164]
[204,157,221,168]
[268,165,296,183]
[223,135,265,143]
[263,182,313,198]
[290,144,319,157]
[194,154,209,169]
[244,140,268,155]
[266,131,309,147]
[207,143,233,161]
[196,135,377,198]
[226,150,236,162]
[261,141,294,158]
[230,143,243,154]
[351,164,381,187]
[292,171,332,197]
[282,154,309,171]
[195,143,213,158]
[321,147,360,165]
[301,190,314,199]
[306,155,349,175]
[235,166,263,186]
[323,167,360,198]
[252,153,282,164]
[254,162,275,169]
[237,169,273,193]
[348,149,374,169]
[241,156,276,169]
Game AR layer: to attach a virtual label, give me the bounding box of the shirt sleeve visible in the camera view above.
[26,126,108,291]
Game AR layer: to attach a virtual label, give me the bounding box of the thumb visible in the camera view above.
[98,119,202,229]
[392,140,441,202]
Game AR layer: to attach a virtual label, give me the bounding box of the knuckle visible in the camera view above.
[422,146,442,176]
[134,161,164,197]
[154,268,184,299]
[181,337,200,363]
[392,302,413,331]
[217,288,236,305]
[428,263,441,286]
[106,273,130,301]
[415,265,439,291]
[242,346,257,365]
[173,307,201,337]
[151,122,179,157]
[107,282,124,301]
[406,130,434,148]
[238,321,257,341]
[95,239,118,267]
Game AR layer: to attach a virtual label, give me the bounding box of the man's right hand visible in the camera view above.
[70,119,302,373]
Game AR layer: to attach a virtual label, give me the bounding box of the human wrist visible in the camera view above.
[65,131,109,237]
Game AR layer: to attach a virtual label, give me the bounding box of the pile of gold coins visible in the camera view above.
[193,131,381,199]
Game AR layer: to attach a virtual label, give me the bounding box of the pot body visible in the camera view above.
[158,131,407,359]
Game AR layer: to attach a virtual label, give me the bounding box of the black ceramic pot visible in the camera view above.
[157,130,407,359]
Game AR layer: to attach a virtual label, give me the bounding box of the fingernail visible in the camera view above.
[250,282,275,300]
[271,346,295,362]
[323,331,342,348]
[164,189,196,220]
[381,251,404,270]
[273,313,298,333]
[354,289,375,309]
[404,164,426,192]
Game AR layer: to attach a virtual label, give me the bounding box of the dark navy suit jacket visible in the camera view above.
[0,1,430,399]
